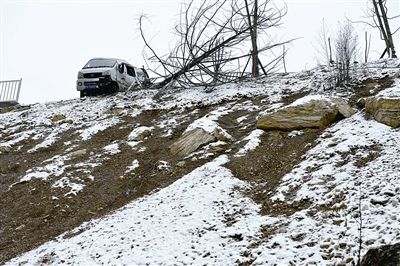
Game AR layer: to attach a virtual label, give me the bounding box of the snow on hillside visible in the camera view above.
[259,112,400,264]
[5,156,267,265]
[7,112,400,265]
[1,59,400,265]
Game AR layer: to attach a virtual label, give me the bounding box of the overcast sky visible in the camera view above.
[1,0,399,104]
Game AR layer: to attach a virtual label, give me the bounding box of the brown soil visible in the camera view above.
[227,129,321,216]
[350,75,395,107]
[0,127,76,193]
[0,105,31,115]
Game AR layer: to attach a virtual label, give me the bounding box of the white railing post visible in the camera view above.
[16,78,22,102]
[0,78,22,104]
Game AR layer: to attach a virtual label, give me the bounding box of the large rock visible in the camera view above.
[169,128,216,157]
[361,243,400,266]
[257,96,354,130]
[128,126,152,141]
[365,97,400,128]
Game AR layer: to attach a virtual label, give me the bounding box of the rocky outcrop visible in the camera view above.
[365,97,400,128]
[361,243,400,266]
[128,126,152,141]
[169,128,216,157]
[257,96,354,130]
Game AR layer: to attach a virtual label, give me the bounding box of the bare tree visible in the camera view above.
[335,21,359,85]
[364,31,372,63]
[355,0,398,58]
[244,0,260,77]
[316,19,333,66]
[140,0,290,88]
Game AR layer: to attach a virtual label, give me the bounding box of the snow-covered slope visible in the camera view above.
[1,59,399,265]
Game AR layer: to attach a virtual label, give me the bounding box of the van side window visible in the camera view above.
[126,65,136,77]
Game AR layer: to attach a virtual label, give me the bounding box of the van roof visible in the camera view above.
[90,58,129,64]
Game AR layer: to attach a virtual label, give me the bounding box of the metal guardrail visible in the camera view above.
[0,78,22,103]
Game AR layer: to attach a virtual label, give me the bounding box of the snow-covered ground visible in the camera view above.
[5,156,267,265]
[7,111,400,265]
[2,59,400,265]
[258,112,400,265]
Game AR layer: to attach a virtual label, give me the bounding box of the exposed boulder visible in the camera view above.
[361,243,400,266]
[365,97,400,128]
[169,128,216,157]
[257,96,354,130]
[68,149,87,159]
[128,126,152,141]
[51,114,66,123]
[330,97,356,118]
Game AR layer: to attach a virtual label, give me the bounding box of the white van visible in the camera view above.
[76,58,149,97]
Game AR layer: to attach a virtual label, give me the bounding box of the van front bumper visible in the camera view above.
[76,76,113,91]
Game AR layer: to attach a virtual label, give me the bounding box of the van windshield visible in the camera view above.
[83,59,117,69]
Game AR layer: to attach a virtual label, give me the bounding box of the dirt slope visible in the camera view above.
[1,60,399,264]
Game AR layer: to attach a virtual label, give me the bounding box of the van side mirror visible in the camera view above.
[118,64,124,74]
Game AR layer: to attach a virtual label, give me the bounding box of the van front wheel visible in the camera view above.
[80,90,86,98]
[110,82,119,94]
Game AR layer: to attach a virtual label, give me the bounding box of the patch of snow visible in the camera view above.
[79,117,119,141]
[103,143,120,155]
[28,133,58,152]
[236,115,248,123]
[235,129,264,157]
[53,177,85,196]
[137,146,146,152]
[29,123,73,152]
[376,79,400,98]
[157,161,170,171]
[288,130,304,138]
[288,94,331,107]
[125,160,139,173]
[185,141,227,160]
[126,141,141,149]
[19,171,50,182]
[20,155,67,182]
[0,129,36,148]
[185,107,231,134]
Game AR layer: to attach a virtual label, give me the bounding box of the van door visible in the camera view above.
[126,65,139,89]
[116,63,129,90]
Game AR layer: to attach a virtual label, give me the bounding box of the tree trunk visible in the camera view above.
[372,0,391,57]
[377,0,397,58]
[245,0,259,77]
[252,0,259,77]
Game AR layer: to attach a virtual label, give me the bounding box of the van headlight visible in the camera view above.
[78,72,84,78]
[102,70,111,76]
